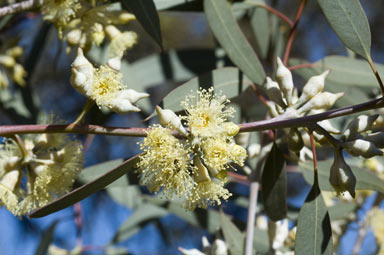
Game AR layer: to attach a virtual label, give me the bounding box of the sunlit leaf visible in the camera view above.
[220,212,245,255]
[295,171,333,255]
[29,154,141,218]
[318,0,371,59]
[122,0,163,49]
[204,0,265,85]
[261,143,287,221]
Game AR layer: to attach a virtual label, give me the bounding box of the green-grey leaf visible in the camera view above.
[253,228,270,254]
[318,0,371,59]
[163,67,253,112]
[122,0,163,49]
[77,159,126,187]
[261,143,287,221]
[29,154,141,218]
[295,171,333,255]
[107,186,142,208]
[111,203,168,244]
[220,212,245,255]
[291,56,384,88]
[250,1,270,59]
[301,159,384,193]
[328,202,357,221]
[204,0,265,85]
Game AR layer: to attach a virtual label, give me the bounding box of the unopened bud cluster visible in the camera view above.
[70,48,148,113]
[265,58,343,153]
[0,132,84,215]
[137,88,247,210]
[0,45,26,88]
[41,0,137,55]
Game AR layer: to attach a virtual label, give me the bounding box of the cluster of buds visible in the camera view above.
[70,48,148,113]
[0,132,84,215]
[0,45,26,88]
[329,114,384,198]
[41,0,137,55]
[179,236,228,255]
[137,88,247,210]
[264,58,343,154]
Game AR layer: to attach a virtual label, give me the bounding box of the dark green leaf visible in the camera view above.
[261,143,287,221]
[35,220,59,255]
[204,0,265,85]
[154,0,200,10]
[163,67,253,112]
[318,0,371,59]
[220,212,245,255]
[122,0,163,49]
[301,159,384,193]
[295,171,333,255]
[29,154,141,218]
[111,203,167,244]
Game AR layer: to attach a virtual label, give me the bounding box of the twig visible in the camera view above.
[282,0,307,65]
[310,133,318,171]
[0,0,40,17]
[288,62,316,71]
[312,123,341,149]
[245,1,293,28]
[245,171,260,255]
[367,57,384,96]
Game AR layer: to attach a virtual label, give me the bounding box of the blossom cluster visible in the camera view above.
[70,48,148,113]
[0,132,84,216]
[137,88,247,210]
[41,0,137,56]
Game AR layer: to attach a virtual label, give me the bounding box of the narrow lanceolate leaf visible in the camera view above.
[220,212,245,255]
[122,0,163,49]
[204,0,265,85]
[29,154,141,218]
[261,143,287,221]
[295,171,333,255]
[163,67,253,112]
[318,0,371,59]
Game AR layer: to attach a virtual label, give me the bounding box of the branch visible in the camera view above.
[0,0,40,17]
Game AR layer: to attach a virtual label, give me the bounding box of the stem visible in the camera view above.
[367,57,384,96]
[282,0,307,65]
[245,1,293,28]
[312,123,341,149]
[310,133,318,171]
[245,171,260,255]
[288,62,315,71]
[8,134,29,159]
[0,0,40,17]
[72,100,95,125]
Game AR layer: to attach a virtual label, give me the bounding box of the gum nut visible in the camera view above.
[299,70,329,103]
[276,57,294,104]
[344,139,384,158]
[109,98,141,113]
[329,150,356,198]
[120,89,149,104]
[343,114,379,139]
[318,120,340,134]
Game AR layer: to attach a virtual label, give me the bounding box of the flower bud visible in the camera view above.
[70,48,95,97]
[247,143,261,158]
[265,101,279,117]
[105,25,121,39]
[0,70,9,88]
[67,29,83,46]
[0,170,20,191]
[0,55,15,67]
[329,149,356,197]
[343,139,383,158]
[107,97,141,113]
[317,119,340,134]
[363,132,384,148]
[287,128,304,152]
[265,77,286,107]
[343,115,379,140]
[6,46,23,58]
[91,23,105,46]
[155,106,188,136]
[276,57,294,105]
[3,156,20,171]
[297,70,329,105]
[223,122,240,137]
[12,64,26,86]
[119,89,149,104]
[106,56,122,71]
[229,143,247,165]
[298,92,344,114]
[193,156,211,183]
[211,239,228,255]
[118,12,135,24]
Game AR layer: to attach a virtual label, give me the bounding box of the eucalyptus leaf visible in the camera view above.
[35,220,59,255]
[154,0,199,10]
[318,0,371,59]
[122,0,163,49]
[77,159,125,186]
[29,155,141,218]
[250,0,270,59]
[111,203,168,244]
[261,143,287,221]
[163,67,253,112]
[300,159,384,193]
[253,228,270,254]
[328,202,357,221]
[295,171,333,255]
[107,186,142,209]
[220,212,245,255]
[204,0,265,85]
